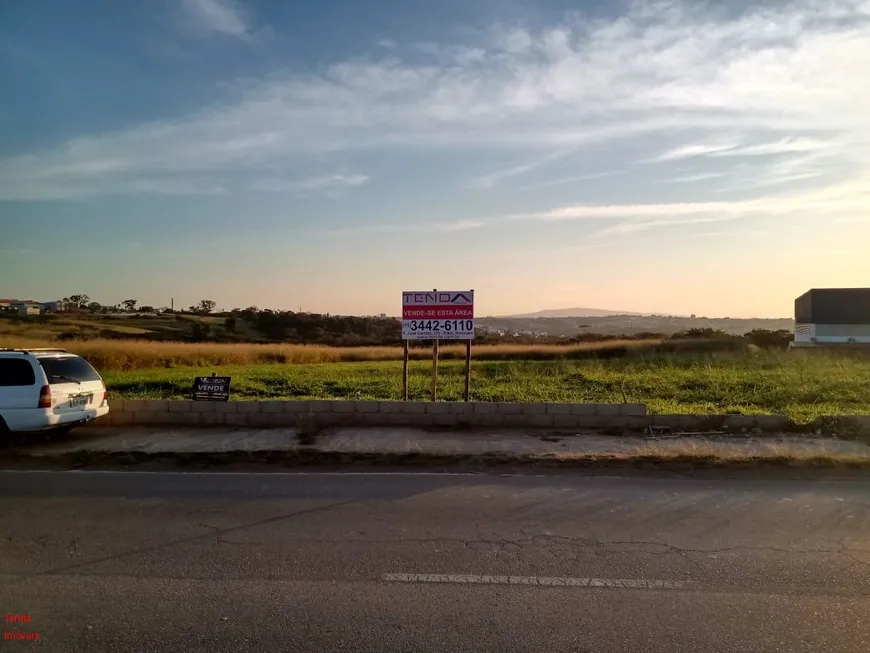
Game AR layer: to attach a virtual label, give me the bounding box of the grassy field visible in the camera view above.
[3,337,667,369]
[100,351,870,422]
[6,335,870,421]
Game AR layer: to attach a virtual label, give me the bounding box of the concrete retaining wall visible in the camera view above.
[97,400,648,429]
[88,400,870,434]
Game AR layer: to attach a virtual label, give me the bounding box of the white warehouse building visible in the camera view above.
[793,288,870,347]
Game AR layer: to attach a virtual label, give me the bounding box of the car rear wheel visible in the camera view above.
[54,425,74,438]
[0,417,12,449]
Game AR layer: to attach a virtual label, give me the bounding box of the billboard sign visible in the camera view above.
[402,290,474,340]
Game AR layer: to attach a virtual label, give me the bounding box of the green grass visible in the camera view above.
[102,350,870,422]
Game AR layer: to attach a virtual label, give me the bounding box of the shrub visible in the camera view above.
[744,329,793,349]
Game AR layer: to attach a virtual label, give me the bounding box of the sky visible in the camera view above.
[1,0,869,318]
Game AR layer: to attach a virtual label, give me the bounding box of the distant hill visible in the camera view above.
[479,315,793,338]
[508,307,647,318]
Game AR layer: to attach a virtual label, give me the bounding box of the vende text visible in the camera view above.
[402,308,473,318]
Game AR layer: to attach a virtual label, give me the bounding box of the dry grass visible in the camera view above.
[536,441,870,466]
[58,319,152,335]
[0,337,662,371]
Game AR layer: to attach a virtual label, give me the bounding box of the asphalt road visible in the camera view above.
[1,470,869,652]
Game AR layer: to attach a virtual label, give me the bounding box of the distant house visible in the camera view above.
[40,300,64,313]
[0,298,16,312]
[15,304,40,317]
[11,300,40,317]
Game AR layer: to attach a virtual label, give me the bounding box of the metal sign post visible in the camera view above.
[430,288,438,403]
[402,340,409,401]
[464,339,471,402]
[431,337,439,402]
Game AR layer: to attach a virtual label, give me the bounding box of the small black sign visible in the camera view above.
[192,375,231,401]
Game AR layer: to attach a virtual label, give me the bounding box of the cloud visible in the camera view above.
[467,147,577,188]
[687,228,766,239]
[651,138,830,163]
[339,175,870,236]
[709,149,851,192]
[534,176,870,224]
[249,174,369,194]
[2,0,870,202]
[534,200,753,222]
[666,172,724,183]
[590,214,740,238]
[180,0,252,40]
[651,143,739,162]
[709,138,829,158]
[518,171,619,190]
[0,175,225,201]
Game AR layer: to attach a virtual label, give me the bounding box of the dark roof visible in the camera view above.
[797,287,870,294]
[795,288,870,324]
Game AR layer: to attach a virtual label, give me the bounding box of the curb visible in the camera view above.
[92,400,870,441]
[4,449,870,472]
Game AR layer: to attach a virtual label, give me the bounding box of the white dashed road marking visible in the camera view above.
[382,573,685,589]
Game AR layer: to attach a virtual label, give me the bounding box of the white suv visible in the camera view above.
[0,349,110,435]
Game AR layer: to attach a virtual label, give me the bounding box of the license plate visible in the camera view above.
[69,395,91,408]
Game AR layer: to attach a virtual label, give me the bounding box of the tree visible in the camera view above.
[138,305,156,313]
[190,321,213,342]
[67,294,90,309]
[87,302,102,313]
[122,299,137,312]
[196,299,216,315]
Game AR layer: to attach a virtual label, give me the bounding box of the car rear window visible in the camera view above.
[38,357,102,384]
[0,359,37,386]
